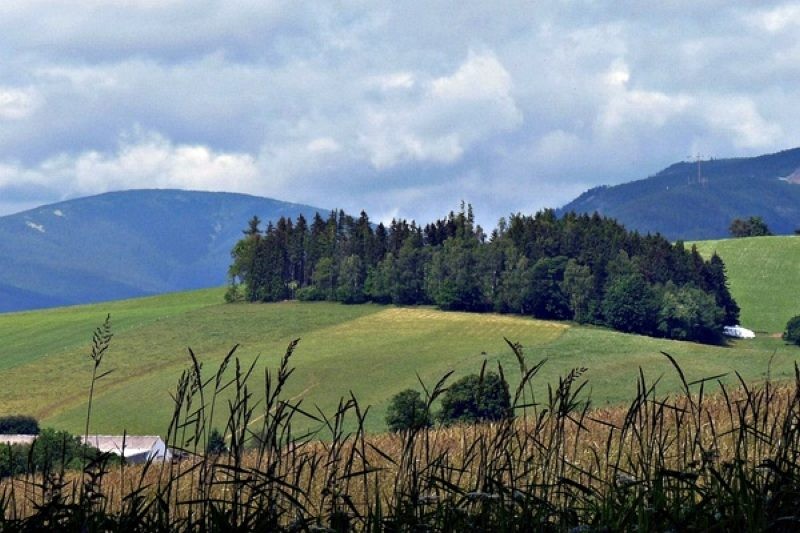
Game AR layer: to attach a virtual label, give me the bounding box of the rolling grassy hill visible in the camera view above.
[692,235,800,334]
[1,287,796,436]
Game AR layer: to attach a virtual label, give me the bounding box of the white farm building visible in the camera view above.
[0,435,37,446]
[723,325,756,339]
[1,434,172,464]
[82,435,172,463]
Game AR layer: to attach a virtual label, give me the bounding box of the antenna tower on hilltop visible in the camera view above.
[687,154,709,188]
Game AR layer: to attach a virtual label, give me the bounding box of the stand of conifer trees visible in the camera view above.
[228,205,739,343]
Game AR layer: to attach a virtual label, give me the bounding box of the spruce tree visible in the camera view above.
[707,253,740,325]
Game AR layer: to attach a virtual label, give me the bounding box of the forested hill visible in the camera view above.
[0,190,323,313]
[230,207,739,344]
[559,147,800,240]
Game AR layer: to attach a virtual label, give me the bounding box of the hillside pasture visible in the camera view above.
[2,330,799,531]
[692,235,800,333]
[0,290,797,436]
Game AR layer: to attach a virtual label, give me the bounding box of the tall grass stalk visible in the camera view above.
[2,319,800,531]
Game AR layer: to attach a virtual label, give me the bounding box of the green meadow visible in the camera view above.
[692,235,800,333]
[1,283,797,436]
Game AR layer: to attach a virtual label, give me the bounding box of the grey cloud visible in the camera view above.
[0,0,799,225]
[0,1,316,63]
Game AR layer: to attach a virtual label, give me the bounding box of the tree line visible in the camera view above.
[729,216,772,238]
[227,205,739,343]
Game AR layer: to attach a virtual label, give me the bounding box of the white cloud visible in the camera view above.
[534,130,583,163]
[703,96,782,149]
[366,132,464,168]
[306,137,340,154]
[357,51,522,169]
[72,133,260,193]
[1,1,800,225]
[0,87,39,120]
[374,72,415,91]
[431,51,514,102]
[754,3,800,33]
[36,65,118,90]
[600,89,693,131]
[598,60,694,134]
[0,131,260,200]
[0,162,50,189]
[604,59,630,87]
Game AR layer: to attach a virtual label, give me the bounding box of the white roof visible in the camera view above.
[82,435,165,456]
[1,434,170,461]
[0,434,37,445]
[723,325,756,338]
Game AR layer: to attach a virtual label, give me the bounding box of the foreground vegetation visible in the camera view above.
[0,291,796,436]
[3,335,800,531]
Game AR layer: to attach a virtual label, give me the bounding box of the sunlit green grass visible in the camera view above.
[692,235,800,334]
[1,288,798,435]
[25,302,567,434]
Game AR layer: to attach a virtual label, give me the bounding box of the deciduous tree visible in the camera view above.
[385,390,431,432]
[439,372,511,425]
[784,315,800,346]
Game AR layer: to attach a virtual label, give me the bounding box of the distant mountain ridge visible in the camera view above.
[0,190,324,313]
[559,147,800,240]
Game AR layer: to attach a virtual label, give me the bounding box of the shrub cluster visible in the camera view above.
[386,371,512,432]
[784,315,800,345]
[229,205,739,343]
[729,215,773,237]
[0,415,39,435]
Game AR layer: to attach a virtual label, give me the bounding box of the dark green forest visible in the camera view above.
[228,206,739,343]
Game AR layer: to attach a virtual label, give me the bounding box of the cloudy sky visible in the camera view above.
[1,1,799,225]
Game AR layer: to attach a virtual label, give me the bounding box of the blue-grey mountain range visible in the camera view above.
[3,146,800,313]
[0,190,323,313]
[560,147,800,240]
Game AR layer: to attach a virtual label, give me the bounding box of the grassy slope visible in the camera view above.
[1,287,796,436]
[692,235,800,333]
